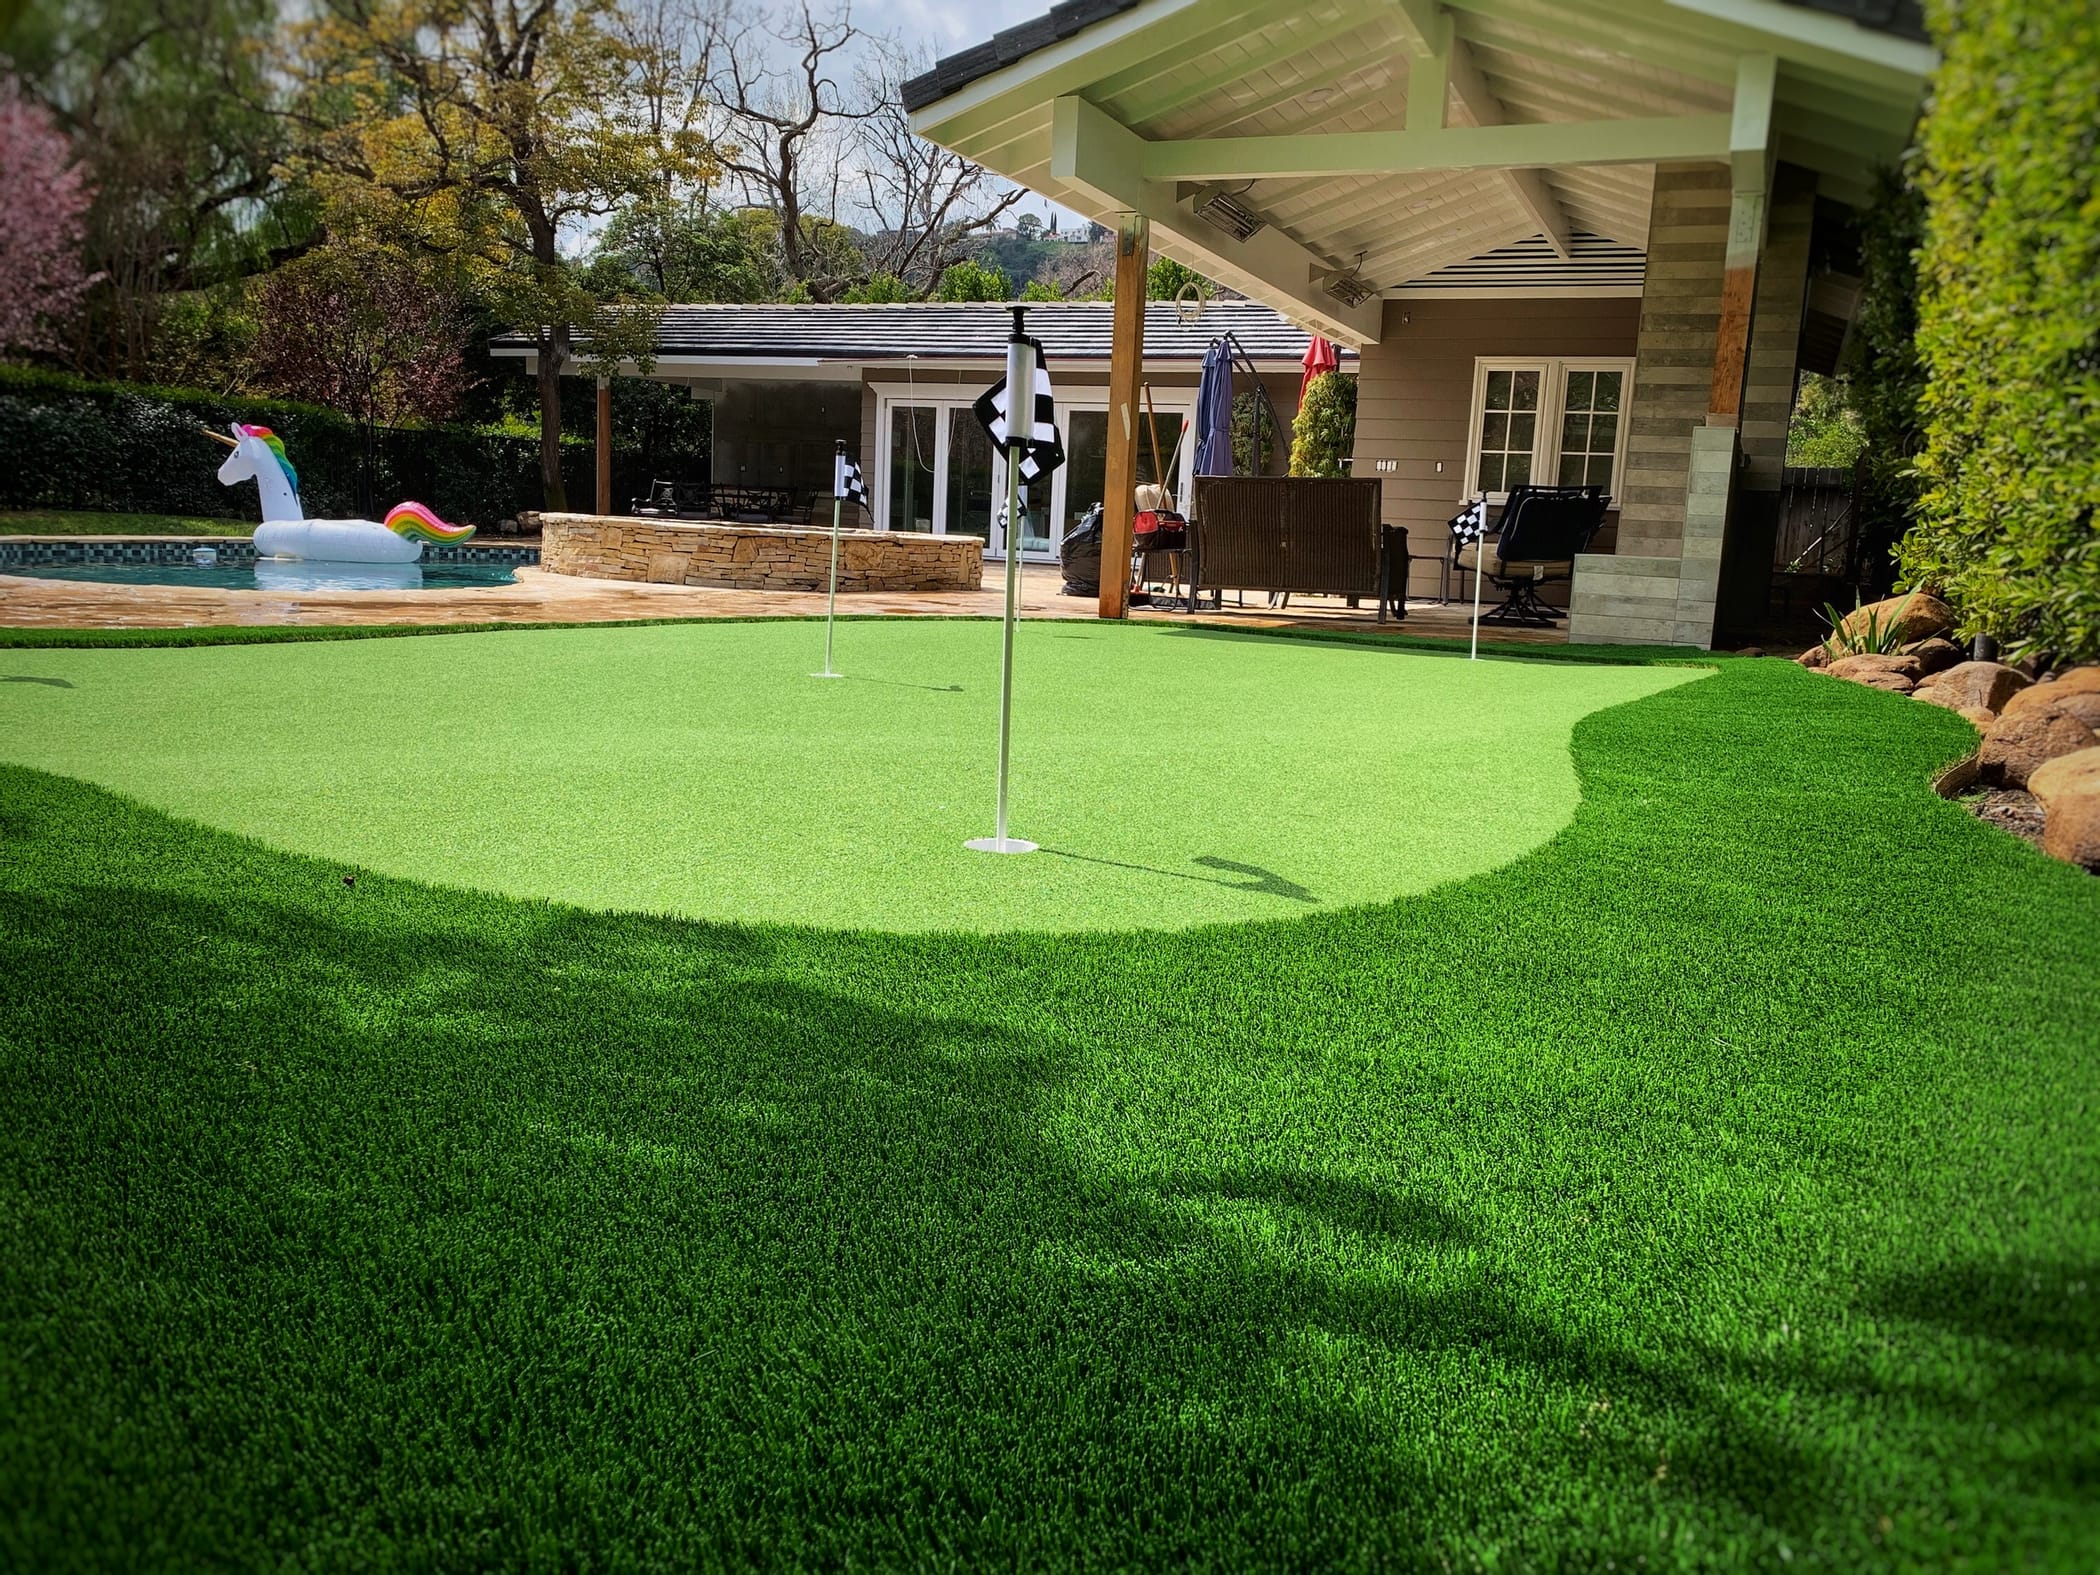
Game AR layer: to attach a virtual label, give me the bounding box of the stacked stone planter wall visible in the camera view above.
[538,514,982,594]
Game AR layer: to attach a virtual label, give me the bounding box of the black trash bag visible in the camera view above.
[1059,501,1104,596]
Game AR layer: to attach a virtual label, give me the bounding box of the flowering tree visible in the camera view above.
[0,78,98,357]
[251,247,470,511]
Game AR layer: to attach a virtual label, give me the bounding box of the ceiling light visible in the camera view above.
[1192,186,1267,242]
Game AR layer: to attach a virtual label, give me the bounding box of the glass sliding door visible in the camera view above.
[944,410,995,543]
[887,406,937,533]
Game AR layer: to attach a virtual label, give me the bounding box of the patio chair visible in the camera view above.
[1455,484,1609,626]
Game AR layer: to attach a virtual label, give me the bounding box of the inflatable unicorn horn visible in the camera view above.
[205,423,474,564]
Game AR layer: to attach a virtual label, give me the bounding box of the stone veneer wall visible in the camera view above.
[539,514,981,593]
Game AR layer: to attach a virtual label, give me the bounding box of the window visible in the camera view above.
[1465,358,1633,502]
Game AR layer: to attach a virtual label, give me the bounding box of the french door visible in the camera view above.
[876,389,1193,562]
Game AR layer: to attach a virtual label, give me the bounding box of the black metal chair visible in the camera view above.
[1455,484,1609,626]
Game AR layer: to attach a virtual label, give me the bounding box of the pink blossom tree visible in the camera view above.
[0,78,98,357]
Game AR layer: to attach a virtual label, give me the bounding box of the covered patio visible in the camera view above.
[904,0,1933,646]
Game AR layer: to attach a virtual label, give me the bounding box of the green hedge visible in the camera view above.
[1900,0,2100,660]
[0,367,672,527]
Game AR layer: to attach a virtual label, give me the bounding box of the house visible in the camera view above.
[902,0,1935,643]
[490,300,1343,564]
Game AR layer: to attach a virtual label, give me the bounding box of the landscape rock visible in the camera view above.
[1899,637,1963,675]
[1795,645,1829,669]
[1977,702,2099,788]
[1846,670,1916,694]
[2029,746,2100,871]
[1829,653,1923,683]
[1837,591,1955,646]
[1915,660,2032,716]
[2002,667,2100,731]
[1957,705,1997,729]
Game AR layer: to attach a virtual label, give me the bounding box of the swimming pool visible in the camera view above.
[0,542,536,592]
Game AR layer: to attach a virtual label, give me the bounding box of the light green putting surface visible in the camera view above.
[0,621,1698,931]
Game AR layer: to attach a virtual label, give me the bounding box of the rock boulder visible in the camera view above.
[1829,653,1923,684]
[1978,703,2100,788]
[1837,591,1956,647]
[1899,637,1964,676]
[2029,746,2100,871]
[2003,667,2100,731]
[1915,660,2032,717]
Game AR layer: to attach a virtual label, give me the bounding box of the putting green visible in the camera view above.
[0,621,1699,931]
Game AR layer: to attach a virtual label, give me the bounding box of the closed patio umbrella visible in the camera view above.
[1299,334,1339,401]
[1194,337,1234,476]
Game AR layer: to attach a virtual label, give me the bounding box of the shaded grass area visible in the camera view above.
[0,508,248,537]
[2,653,2097,1568]
[0,622,1694,931]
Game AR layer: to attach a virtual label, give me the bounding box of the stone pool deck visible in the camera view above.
[0,558,1565,644]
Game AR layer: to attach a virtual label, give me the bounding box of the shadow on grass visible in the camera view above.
[2,675,73,688]
[1040,846,1316,902]
[1,651,2095,1568]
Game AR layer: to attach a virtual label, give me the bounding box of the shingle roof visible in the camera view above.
[900,0,1928,114]
[495,300,1348,367]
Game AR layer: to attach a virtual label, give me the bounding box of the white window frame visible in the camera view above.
[1462,356,1635,506]
[872,384,1196,562]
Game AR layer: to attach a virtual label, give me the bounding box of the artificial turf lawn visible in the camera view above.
[3,633,2097,1570]
[0,620,1697,931]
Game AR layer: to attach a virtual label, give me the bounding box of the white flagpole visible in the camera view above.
[968,309,1038,854]
[1469,501,1486,662]
[813,440,845,679]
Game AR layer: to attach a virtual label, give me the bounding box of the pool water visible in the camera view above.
[5,559,519,592]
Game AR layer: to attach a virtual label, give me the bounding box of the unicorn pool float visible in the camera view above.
[204,422,473,564]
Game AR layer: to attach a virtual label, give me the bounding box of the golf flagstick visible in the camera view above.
[1469,498,1486,661]
[967,309,1042,854]
[813,440,848,678]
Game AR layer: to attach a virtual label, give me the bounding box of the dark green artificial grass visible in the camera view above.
[2,640,2096,1569]
[0,621,1694,931]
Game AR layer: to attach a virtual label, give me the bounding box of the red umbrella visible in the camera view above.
[1299,334,1339,401]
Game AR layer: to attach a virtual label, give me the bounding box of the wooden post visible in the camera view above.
[1099,214,1149,619]
[1709,55,1776,426]
[595,376,613,515]
[1707,186,1767,424]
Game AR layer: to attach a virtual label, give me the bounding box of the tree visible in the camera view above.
[4,0,299,377]
[1289,372,1356,477]
[286,0,715,508]
[705,2,1020,300]
[1015,213,1041,240]
[0,77,99,359]
[1899,0,2100,659]
[933,260,1010,302]
[251,246,471,512]
[582,201,779,303]
[1784,374,1866,469]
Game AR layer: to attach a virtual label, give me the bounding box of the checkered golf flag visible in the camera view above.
[834,448,870,509]
[973,339,1065,483]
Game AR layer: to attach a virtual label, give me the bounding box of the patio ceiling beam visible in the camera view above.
[1127,112,1733,182]
[1406,5,1575,259]
[1048,95,1384,342]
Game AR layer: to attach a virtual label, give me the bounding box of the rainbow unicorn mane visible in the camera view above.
[384,501,475,544]
[236,424,298,494]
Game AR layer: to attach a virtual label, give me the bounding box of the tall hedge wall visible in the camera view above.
[0,368,674,527]
[1900,0,2100,660]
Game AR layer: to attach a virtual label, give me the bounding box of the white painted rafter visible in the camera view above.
[1048,95,1386,342]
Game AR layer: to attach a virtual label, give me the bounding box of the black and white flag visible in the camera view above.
[835,450,870,509]
[972,340,1065,483]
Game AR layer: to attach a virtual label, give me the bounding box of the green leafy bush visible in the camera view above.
[933,260,1011,302]
[1288,372,1356,477]
[0,365,636,525]
[1899,0,2100,660]
[1785,374,1866,469]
